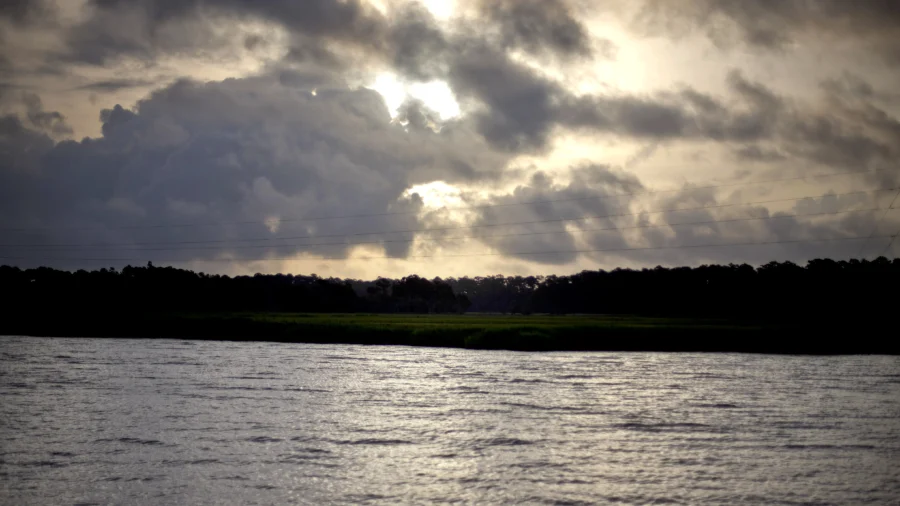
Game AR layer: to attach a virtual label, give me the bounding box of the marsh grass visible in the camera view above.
[134,312,761,351]
[4,311,891,353]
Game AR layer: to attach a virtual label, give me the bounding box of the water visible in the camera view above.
[1,337,898,505]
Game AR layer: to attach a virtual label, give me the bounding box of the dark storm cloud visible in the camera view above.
[459,60,874,161]
[0,113,54,168]
[441,47,898,169]
[388,3,449,81]
[0,0,35,21]
[387,0,614,87]
[1,70,896,269]
[565,95,691,138]
[0,115,56,233]
[63,2,222,65]
[727,70,781,110]
[21,92,72,137]
[0,1,56,85]
[395,98,442,132]
[669,71,783,142]
[821,73,879,102]
[787,114,893,171]
[446,46,694,152]
[97,103,136,137]
[617,71,900,180]
[74,79,158,92]
[441,70,899,267]
[775,78,899,176]
[53,0,618,155]
[577,182,900,267]
[636,0,900,64]
[3,0,899,272]
[733,145,786,163]
[62,0,609,72]
[62,0,389,66]
[467,165,645,264]
[0,55,11,77]
[471,0,598,59]
[0,0,52,23]
[51,0,874,160]
[447,45,564,151]
[0,73,514,267]
[556,71,792,145]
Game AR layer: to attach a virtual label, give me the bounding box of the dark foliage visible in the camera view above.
[444,257,899,323]
[1,257,897,324]
[0,263,469,315]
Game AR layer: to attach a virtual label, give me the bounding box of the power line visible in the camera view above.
[2,187,893,249]
[418,236,895,260]
[877,194,900,258]
[856,188,900,258]
[0,235,891,264]
[0,167,892,233]
[3,208,882,253]
[880,234,898,259]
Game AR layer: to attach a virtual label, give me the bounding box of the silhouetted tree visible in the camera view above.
[2,257,898,323]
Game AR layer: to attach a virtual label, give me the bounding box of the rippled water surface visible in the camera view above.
[1,337,899,505]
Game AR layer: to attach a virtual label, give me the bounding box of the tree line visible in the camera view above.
[1,257,897,322]
[0,262,471,315]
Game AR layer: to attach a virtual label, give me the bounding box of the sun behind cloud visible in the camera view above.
[367,72,461,121]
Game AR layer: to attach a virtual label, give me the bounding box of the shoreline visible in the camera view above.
[2,313,896,355]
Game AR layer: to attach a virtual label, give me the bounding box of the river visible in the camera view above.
[1,336,898,504]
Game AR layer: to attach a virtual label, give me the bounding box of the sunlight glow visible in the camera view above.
[421,0,456,20]
[404,181,465,209]
[408,80,460,119]
[365,0,388,16]
[403,180,481,228]
[365,0,455,21]
[369,73,407,117]
[367,73,461,121]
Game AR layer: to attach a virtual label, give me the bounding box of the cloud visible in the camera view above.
[668,71,899,178]
[447,45,565,151]
[395,97,442,131]
[470,0,600,59]
[0,0,52,23]
[50,0,627,156]
[74,79,158,92]
[0,73,517,268]
[635,0,900,64]
[456,159,899,268]
[0,113,54,169]
[2,1,899,275]
[733,145,786,163]
[21,92,72,137]
[465,164,645,264]
[2,68,898,272]
[61,0,389,68]
[34,1,896,163]
[444,47,703,151]
[576,183,899,268]
[387,3,449,81]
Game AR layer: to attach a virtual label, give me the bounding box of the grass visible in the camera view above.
[3,311,894,354]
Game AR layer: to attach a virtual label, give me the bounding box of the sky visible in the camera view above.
[1,0,899,279]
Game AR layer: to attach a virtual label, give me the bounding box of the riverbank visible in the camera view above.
[2,312,896,354]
